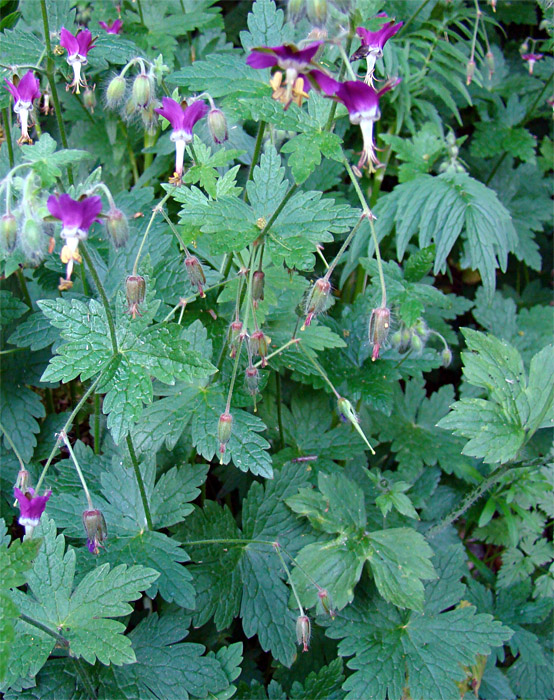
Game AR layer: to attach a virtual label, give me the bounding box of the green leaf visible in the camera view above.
[20,134,90,185]
[7,311,59,350]
[281,132,342,185]
[170,51,266,98]
[0,291,28,325]
[0,382,45,463]
[471,123,536,163]
[239,0,292,51]
[9,519,158,670]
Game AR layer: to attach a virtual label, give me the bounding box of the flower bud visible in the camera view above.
[82,508,107,555]
[288,0,305,23]
[296,615,311,652]
[132,72,153,109]
[20,218,45,265]
[106,208,129,249]
[207,108,228,144]
[229,320,243,357]
[466,59,476,86]
[125,274,145,318]
[185,255,206,297]
[218,411,233,459]
[307,0,327,26]
[442,347,453,367]
[249,330,270,367]
[411,334,423,353]
[140,103,157,133]
[83,86,96,112]
[0,213,17,253]
[369,306,390,361]
[252,270,265,307]
[245,366,260,396]
[303,277,330,329]
[106,74,127,108]
[390,330,402,348]
[413,319,429,341]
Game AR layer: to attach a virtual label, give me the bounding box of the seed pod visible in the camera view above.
[218,412,233,459]
[252,270,265,306]
[0,213,17,253]
[369,306,390,361]
[249,330,270,367]
[207,108,228,144]
[106,74,126,108]
[228,320,243,357]
[82,508,107,555]
[132,72,152,109]
[245,366,260,396]
[303,277,331,328]
[125,274,146,318]
[307,0,327,26]
[106,208,129,249]
[296,615,311,652]
[466,59,476,86]
[486,51,495,78]
[185,255,206,297]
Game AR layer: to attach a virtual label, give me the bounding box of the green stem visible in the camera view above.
[40,0,73,186]
[252,338,299,368]
[244,120,266,200]
[122,122,140,186]
[398,0,434,36]
[60,432,94,510]
[343,159,387,306]
[324,36,352,131]
[69,381,80,439]
[19,613,69,647]
[299,342,341,399]
[93,393,101,455]
[17,269,33,309]
[2,108,14,168]
[338,44,357,80]
[132,192,172,275]
[80,243,118,354]
[225,338,243,413]
[259,184,298,240]
[135,0,145,23]
[161,277,238,323]
[126,435,153,530]
[427,464,511,539]
[323,215,364,281]
[35,374,102,492]
[274,546,304,615]
[72,657,98,699]
[0,420,25,470]
[275,371,284,450]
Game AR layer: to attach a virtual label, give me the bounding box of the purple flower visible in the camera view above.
[521,53,543,74]
[329,78,400,172]
[99,19,123,34]
[14,487,51,528]
[4,71,41,144]
[60,27,96,93]
[351,14,403,79]
[48,194,102,288]
[154,97,208,180]
[247,41,326,107]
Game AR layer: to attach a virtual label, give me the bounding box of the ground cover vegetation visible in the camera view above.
[0,0,552,697]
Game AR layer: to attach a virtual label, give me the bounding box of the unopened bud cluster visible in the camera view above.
[1,172,48,265]
[106,57,161,132]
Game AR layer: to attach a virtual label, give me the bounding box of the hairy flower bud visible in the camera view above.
[106,208,129,249]
[83,508,107,555]
[307,0,327,26]
[20,218,45,265]
[132,72,153,108]
[83,86,96,112]
[106,74,126,108]
[207,107,228,144]
[296,615,311,652]
[218,412,233,459]
[125,274,145,318]
[0,213,17,253]
[303,277,330,329]
[411,334,423,353]
[369,306,390,361]
[252,270,265,307]
[185,255,206,297]
[249,330,270,367]
[442,347,453,367]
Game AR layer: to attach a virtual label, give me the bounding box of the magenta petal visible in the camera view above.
[182,100,209,134]
[292,41,323,64]
[99,21,109,30]
[246,51,278,69]
[336,80,380,114]
[60,27,79,56]
[17,71,41,103]
[47,194,65,222]
[111,19,123,34]
[76,29,94,55]
[154,97,186,130]
[79,196,103,231]
[14,487,52,526]
[308,69,339,96]
[4,79,18,100]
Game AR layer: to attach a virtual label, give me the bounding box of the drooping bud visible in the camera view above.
[296,615,311,652]
[106,74,126,108]
[303,277,331,329]
[442,347,453,367]
[82,508,107,555]
[245,366,260,396]
[20,218,45,265]
[125,274,146,318]
[185,255,206,297]
[0,213,18,253]
[368,306,390,361]
[411,334,423,353]
[306,0,327,26]
[218,412,233,461]
[106,208,129,249]
[229,320,243,358]
[390,330,402,348]
[466,59,476,86]
[132,72,153,109]
[252,270,265,307]
[207,108,228,144]
[249,330,270,367]
[413,319,429,342]
[83,86,96,112]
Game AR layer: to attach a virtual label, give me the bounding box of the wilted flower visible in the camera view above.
[185,255,206,297]
[125,275,146,318]
[106,207,129,248]
[83,508,107,554]
[47,194,102,288]
[351,14,403,79]
[324,78,400,173]
[369,306,391,360]
[252,270,265,307]
[303,277,331,329]
[14,487,51,528]
[99,19,122,34]
[4,70,41,144]
[296,615,311,652]
[218,411,233,460]
[245,366,260,396]
[0,213,17,252]
[60,27,96,94]
[521,53,543,75]
[249,330,270,367]
[154,97,208,182]
[466,58,476,86]
[228,320,243,358]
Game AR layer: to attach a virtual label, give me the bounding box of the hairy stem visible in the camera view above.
[0,420,25,470]
[60,432,94,510]
[2,108,14,168]
[132,192,172,275]
[80,243,118,355]
[126,434,153,530]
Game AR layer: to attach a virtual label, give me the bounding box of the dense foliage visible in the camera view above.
[0,0,552,698]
